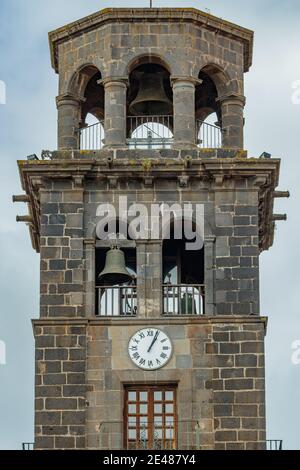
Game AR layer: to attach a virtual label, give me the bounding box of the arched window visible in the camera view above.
[162,221,205,315]
[71,66,105,150]
[127,61,173,148]
[95,221,137,317]
[195,68,224,148]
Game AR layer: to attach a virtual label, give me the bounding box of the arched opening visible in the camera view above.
[95,220,137,317]
[195,69,223,148]
[127,60,173,148]
[71,65,105,150]
[162,221,205,315]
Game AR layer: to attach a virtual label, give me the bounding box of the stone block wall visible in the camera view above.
[34,322,87,449]
[56,16,245,95]
[38,174,260,320]
[33,318,266,450]
[211,322,266,450]
[40,180,85,318]
[30,156,271,450]
[49,9,251,149]
[214,187,260,315]
[83,318,266,450]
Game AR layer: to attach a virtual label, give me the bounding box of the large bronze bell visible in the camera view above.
[129,73,172,116]
[98,247,133,285]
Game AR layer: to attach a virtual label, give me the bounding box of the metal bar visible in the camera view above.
[96,286,137,317]
[196,120,222,148]
[162,285,205,316]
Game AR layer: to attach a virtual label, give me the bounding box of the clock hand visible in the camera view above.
[147,330,159,353]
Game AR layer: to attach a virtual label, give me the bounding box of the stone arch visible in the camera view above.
[67,63,103,97]
[125,53,173,76]
[67,64,105,125]
[197,62,236,97]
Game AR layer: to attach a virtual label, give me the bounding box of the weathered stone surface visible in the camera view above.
[15,4,278,451]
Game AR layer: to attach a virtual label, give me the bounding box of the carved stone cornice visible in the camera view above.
[17,155,281,253]
[49,8,253,73]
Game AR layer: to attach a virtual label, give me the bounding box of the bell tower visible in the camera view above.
[15,8,287,450]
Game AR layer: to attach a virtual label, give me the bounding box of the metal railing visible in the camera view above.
[196,120,223,148]
[77,118,223,150]
[22,443,34,450]
[163,284,205,316]
[96,284,204,317]
[96,286,137,317]
[266,440,283,450]
[127,115,173,148]
[99,420,200,450]
[77,121,105,150]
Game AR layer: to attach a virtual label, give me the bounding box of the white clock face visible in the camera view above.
[128,328,173,370]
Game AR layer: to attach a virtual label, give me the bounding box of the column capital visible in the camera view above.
[216,92,246,106]
[97,76,129,88]
[56,92,85,107]
[205,235,216,244]
[170,76,203,88]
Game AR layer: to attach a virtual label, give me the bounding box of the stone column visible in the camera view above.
[56,93,83,150]
[171,77,201,147]
[100,77,128,148]
[136,240,162,319]
[84,238,96,318]
[204,236,216,316]
[136,240,147,319]
[217,93,246,149]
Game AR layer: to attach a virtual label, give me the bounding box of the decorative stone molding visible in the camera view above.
[252,175,268,187]
[216,92,246,107]
[97,77,129,88]
[17,156,281,253]
[49,9,254,73]
[214,175,224,187]
[178,176,189,188]
[56,92,86,108]
[30,177,45,191]
[144,177,154,187]
[170,76,203,87]
[108,176,118,188]
[73,175,85,188]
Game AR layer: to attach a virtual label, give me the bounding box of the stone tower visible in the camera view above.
[15,8,287,450]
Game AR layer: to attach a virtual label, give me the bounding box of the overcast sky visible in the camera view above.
[0,0,299,450]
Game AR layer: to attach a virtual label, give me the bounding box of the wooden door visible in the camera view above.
[124,385,177,450]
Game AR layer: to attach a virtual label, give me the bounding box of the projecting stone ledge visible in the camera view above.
[39,148,248,160]
[17,154,281,255]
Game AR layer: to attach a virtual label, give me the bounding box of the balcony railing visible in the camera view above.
[127,115,173,149]
[196,120,223,148]
[22,443,34,450]
[20,437,282,451]
[266,440,283,450]
[77,118,223,150]
[96,285,137,317]
[96,284,204,317]
[77,121,105,150]
[99,420,200,450]
[163,284,205,316]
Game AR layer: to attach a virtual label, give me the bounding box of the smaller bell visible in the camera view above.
[98,247,133,285]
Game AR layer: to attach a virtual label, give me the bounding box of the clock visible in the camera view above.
[128,328,173,370]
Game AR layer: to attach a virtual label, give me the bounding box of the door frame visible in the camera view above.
[123,383,178,450]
